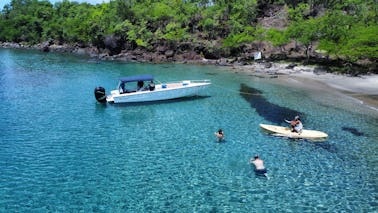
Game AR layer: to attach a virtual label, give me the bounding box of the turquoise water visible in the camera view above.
[0,48,377,212]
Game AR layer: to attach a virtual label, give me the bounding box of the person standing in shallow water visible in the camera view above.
[214,129,224,142]
[250,155,267,177]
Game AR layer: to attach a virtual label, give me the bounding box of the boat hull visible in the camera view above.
[259,124,328,141]
[107,81,211,103]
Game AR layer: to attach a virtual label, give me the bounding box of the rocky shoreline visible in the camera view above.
[1,41,376,75]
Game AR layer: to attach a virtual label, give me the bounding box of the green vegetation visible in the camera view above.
[0,0,377,66]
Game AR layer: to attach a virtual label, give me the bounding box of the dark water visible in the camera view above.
[239,83,303,125]
[342,126,365,136]
[0,48,377,212]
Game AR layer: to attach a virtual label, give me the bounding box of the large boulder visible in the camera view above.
[165,50,174,58]
[103,35,122,55]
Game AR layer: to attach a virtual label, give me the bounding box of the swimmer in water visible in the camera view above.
[214,129,224,142]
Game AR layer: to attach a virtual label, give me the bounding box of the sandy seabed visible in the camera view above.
[232,62,378,111]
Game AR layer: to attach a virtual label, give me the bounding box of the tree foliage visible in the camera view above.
[0,0,376,62]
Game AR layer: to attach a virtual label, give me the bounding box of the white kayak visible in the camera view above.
[260,124,328,141]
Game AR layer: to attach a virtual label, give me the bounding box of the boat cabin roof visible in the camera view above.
[119,74,154,83]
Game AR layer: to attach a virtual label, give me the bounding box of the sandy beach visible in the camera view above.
[233,62,378,111]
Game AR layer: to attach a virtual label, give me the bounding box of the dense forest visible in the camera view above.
[0,0,377,72]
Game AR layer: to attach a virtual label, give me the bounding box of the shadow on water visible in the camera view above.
[278,136,328,143]
[313,142,339,153]
[95,102,108,110]
[205,72,218,76]
[342,127,365,136]
[239,83,303,124]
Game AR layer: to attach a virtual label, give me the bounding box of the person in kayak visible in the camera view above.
[250,155,267,177]
[285,115,303,133]
[214,129,224,142]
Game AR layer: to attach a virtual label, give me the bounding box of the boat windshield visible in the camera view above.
[117,75,154,93]
[119,74,154,83]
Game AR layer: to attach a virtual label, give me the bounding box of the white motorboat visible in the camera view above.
[94,74,211,104]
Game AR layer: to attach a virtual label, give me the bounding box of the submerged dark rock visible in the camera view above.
[239,83,302,124]
[285,63,297,69]
[342,127,365,136]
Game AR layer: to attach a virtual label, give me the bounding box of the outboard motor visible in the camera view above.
[94,86,107,103]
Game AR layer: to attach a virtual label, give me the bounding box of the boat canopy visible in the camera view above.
[119,74,154,83]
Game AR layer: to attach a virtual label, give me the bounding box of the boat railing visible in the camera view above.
[159,79,211,84]
[188,79,211,84]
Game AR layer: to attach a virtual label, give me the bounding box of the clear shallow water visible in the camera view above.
[0,48,377,212]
